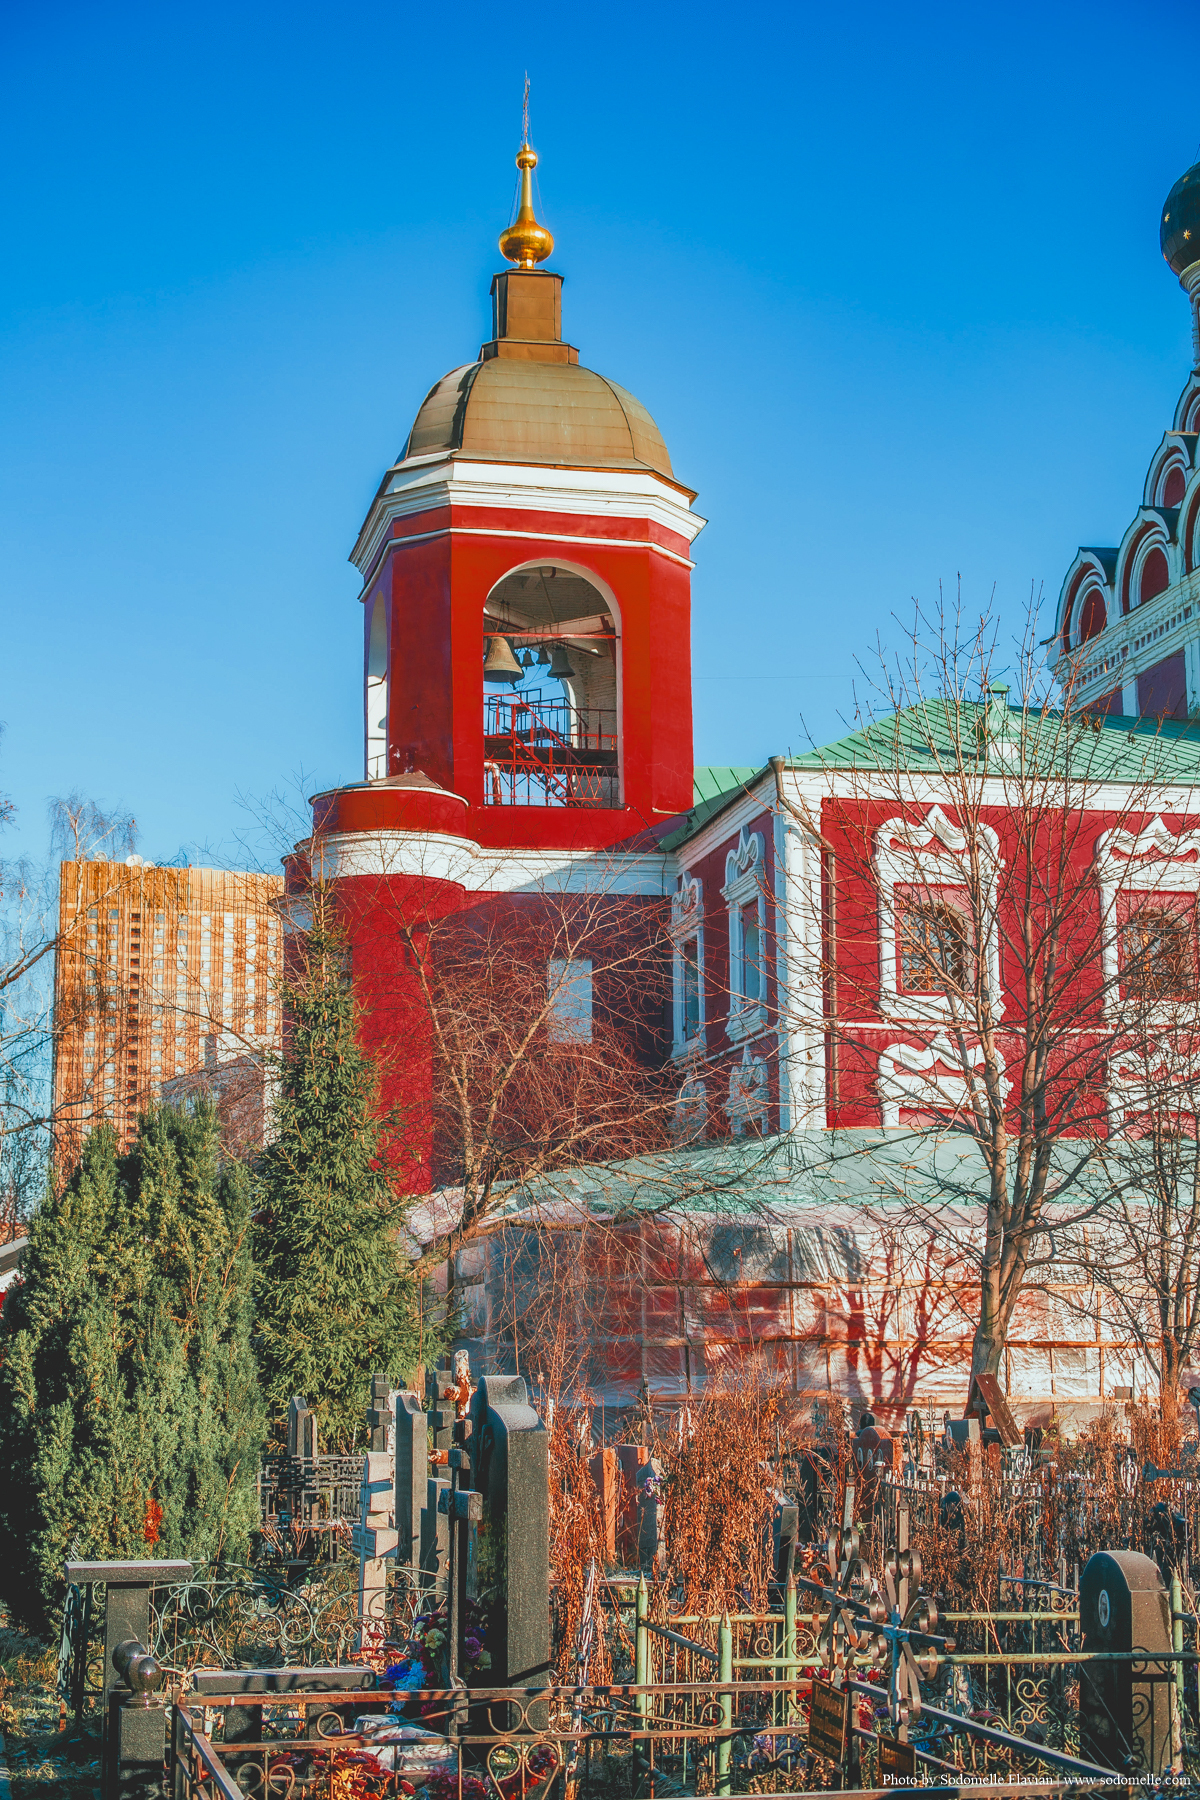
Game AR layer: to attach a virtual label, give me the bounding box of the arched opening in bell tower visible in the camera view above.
[482,565,620,808]
[365,593,388,779]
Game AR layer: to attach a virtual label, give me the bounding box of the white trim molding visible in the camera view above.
[722,828,768,1042]
[673,1072,708,1142]
[306,826,676,896]
[670,875,705,1059]
[726,1044,769,1136]
[873,805,1003,1022]
[878,1030,1009,1128]
[1094,814,1200,1023]
[352,456,706,584]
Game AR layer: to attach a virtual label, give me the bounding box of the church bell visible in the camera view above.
[548,643,577,681]
[483,636,524,684]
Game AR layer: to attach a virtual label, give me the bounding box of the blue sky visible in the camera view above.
[2,0,1199,868]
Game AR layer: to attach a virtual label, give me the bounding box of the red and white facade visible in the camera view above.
[293,164,1200,1420]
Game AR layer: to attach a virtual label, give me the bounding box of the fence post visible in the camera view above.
[635,1574,650,1723]
[1172,1567,1184,1771]
[784,1575,798,1720]
[717,1613,733,1798]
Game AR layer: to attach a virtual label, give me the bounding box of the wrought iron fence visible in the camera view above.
[57,1562,439,1721]
[168,1675,1165,1800]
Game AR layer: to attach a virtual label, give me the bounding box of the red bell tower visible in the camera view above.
[301,140,703,1189]
[320,143,702,851]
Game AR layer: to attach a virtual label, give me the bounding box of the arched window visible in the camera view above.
[1138,546,1170,608]
[483,566,620,807]
[897,901,968,995]
[1077,587,1106,645]
[1120,907,1192,1000]
[1163,464,1187,508]
[366,595,388,779]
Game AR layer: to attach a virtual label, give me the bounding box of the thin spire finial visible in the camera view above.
[498,77,554,269]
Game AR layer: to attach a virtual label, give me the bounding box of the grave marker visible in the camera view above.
[395,1390,428,1579]
[1079,1549,1172,1774]
[807,1676,849,1762]
[469,1372,551,1695]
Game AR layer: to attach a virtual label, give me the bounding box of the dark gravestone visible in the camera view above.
[194,1666,378,1749]
[65,1559,192,1800]
[634,1459,662,1573]
[287,1394,317,1459]
[1079,1549,1172,1774]
[395,1391,428,1579]
[772,1502,799,1585]
[469,1373,551,1695]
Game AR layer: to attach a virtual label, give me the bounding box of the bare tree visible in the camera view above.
[777,594,1200,1388]
[1062,966,1200,1418]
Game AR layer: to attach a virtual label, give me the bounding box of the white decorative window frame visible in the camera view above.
[874,805,1003,1022]
[1070,581,1109,649]
[673,1073,708,1142]
[670,874,705,1059]
[1121,523,1174,616]
[722,828,768,1041]
[1095,815,1200,1025]
[726,1044,769,1136]
[878,1029,1010,1129]
[1107,1036,1200,1134]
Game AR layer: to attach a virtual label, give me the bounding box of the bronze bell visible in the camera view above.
[483,636,523,684]
[548,643,576,681]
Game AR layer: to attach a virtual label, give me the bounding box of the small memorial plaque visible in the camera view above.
[807,1677,849,1761]
[877,1733,917,1781]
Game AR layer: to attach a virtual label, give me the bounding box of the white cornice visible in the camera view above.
[351,456,706,583]
[307,828,677,896]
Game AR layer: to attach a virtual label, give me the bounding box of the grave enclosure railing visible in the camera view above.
[167,1671,1184,1800]
[617,1570,1200,1785]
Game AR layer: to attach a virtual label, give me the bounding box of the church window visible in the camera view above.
[679,939,701,1041]
[1076,587,1106,645]
[670,876,704,1055]
[1137,546,1170,609]
[723,829,768,1041]
[483,566,620,808]
[546,959,593,1043]
[1164,464,1187,508]
[1120,905,1193,1001]
[366,593,388,781]
[897,900,969,996]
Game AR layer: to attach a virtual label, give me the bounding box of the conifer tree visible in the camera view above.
[0,1105,263,1634]
[254,920,422,1451]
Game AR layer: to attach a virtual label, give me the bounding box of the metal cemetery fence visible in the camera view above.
[60,1377,1200,1796]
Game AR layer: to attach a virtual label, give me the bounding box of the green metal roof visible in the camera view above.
[664,701,1200,859]
[491,1126,1113,1234]
[786,695,1200,784]
[660,765,765,852]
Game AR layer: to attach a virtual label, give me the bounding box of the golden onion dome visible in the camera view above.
[499,144,554,269]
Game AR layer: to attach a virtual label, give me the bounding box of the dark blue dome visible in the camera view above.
[1162,160,1200,276]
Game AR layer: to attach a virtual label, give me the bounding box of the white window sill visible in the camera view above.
[726,1003,767,1042]
[879,991,1004,1024]
[671,1033,706,1062]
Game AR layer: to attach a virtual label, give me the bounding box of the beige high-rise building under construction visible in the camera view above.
[53,859,283,1159]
